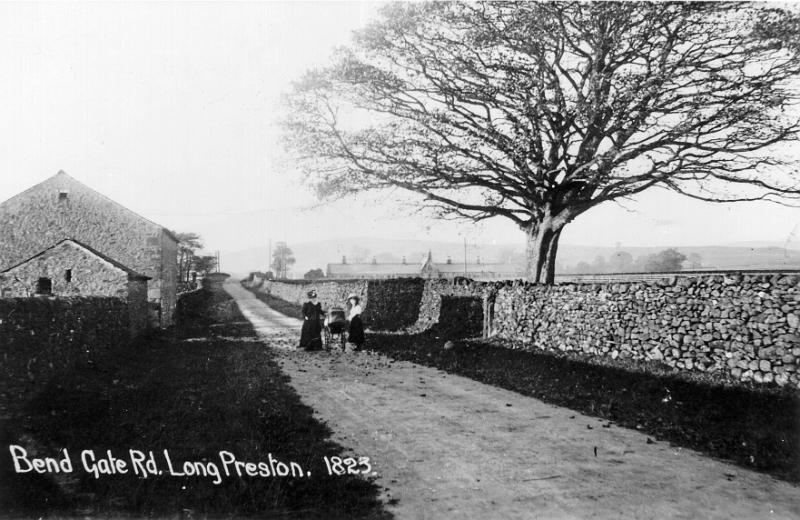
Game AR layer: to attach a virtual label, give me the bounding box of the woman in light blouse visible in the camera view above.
[346,293,365,350]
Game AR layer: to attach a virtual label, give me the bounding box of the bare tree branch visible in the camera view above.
[283,1,800,282]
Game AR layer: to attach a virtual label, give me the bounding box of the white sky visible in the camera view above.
[0,1,798,263]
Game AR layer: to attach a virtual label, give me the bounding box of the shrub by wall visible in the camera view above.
[364,278,426,330]
[415,279,488,331]
[436,296,484,338]
[491,274,800,387]
[0,297,131,394]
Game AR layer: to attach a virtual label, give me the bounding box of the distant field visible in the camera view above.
[226,239,800,278]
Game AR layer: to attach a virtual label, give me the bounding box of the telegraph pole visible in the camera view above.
[464,237,467,275]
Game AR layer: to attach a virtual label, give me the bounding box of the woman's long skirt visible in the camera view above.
[299,320,322,350]
[348,315,365,348]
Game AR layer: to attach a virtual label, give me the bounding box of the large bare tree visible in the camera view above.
[283,1,800,283]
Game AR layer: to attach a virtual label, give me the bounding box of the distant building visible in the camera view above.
[326,251,522,280]
[0,238,150,334]
[0,171,178,326]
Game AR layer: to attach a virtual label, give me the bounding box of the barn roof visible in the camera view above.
[0,170,179,244]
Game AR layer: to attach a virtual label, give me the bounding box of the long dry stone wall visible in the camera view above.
[243,278,426,331]
[244,273,800,388]
[491,274,800,387]
[253,279,368,315]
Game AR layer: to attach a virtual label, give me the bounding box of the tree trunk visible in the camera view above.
[523,218,565,284]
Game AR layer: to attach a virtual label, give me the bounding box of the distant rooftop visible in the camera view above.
[326,251,523,278]
[327,263,422,276]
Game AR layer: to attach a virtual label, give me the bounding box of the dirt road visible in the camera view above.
[226,282,800,520]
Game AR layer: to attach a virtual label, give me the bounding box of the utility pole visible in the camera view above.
[216,250,220,273]
[464,237,467,275]
[268,238,272,274]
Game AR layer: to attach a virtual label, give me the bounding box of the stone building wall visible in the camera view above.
[158,230,179,326]
[126,278,150,336]
[491,274,800,387]
[1,240,132,297]
[0,240,150,335]
[0,171,178,326]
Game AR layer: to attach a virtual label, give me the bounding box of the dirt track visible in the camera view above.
[227,282,800,520]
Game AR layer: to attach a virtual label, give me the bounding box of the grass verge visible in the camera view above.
[0,288,391,519]
[241,283,304,320]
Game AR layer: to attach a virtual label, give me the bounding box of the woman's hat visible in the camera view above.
[307,290,317,298]
[347,293,359,301]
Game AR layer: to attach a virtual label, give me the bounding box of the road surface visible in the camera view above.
[226,281,800,520]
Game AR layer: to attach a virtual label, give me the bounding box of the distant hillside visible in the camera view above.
[221,237,800,278]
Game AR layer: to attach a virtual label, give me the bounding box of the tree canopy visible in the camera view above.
[644,248,687,272]
[173,231,204,284]
[271,242,296,279]
[284,1,800,283]
[304,268,326,279]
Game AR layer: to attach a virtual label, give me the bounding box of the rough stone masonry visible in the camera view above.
[492,274,800,387]
[246,273,800,388]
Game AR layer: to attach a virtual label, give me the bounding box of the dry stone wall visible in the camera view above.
[491,274,800,387]
[0,297,132,394]
[243,273,800,388]
[243,278,424,330]
[260,279,369,313]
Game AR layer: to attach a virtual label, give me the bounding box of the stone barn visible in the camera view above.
[0,239,150,335]
[0,171,178,326]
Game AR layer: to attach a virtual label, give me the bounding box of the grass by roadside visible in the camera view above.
[242,284,304,320]
[0,288,391,519]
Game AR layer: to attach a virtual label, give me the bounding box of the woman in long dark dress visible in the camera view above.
[299,290,323,351]
[346,293,365,350]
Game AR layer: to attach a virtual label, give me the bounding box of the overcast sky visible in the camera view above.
[0,1,798,262]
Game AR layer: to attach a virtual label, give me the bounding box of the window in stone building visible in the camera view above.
[36,277,52,295]
[65,269,72,283]
[58,190,69,201]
